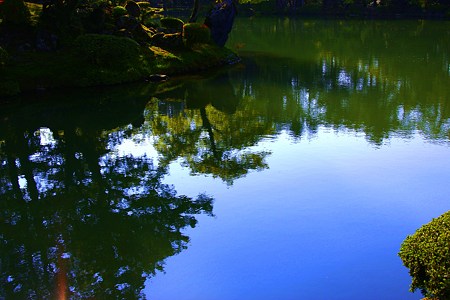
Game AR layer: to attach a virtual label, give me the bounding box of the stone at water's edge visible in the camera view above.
[204,0,237,47]
[147,74,169,82]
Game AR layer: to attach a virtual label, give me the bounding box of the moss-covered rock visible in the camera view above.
[183,23,211,47]
[112,5,128,19]
[74,33,141,67]
[399,210,450,299]
[160,17,184,32]
[152,32,183,49]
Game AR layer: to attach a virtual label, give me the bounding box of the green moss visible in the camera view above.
[151,44,238,75]
[112,6,128,19]
[3,35,237,93]
[160,17,184,32]
[74,34,141,67]
[183,23,211,48]
[399,210,450,299]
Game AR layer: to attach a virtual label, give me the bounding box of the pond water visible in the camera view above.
[1,18,449,299]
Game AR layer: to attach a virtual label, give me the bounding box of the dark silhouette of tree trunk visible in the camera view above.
[204,0,238,47]
[200,107,220,160]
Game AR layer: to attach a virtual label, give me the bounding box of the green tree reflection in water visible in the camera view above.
[0,87,214,299]
[0,18,449,299]
[228,18,450,145]
[148,73,271,185]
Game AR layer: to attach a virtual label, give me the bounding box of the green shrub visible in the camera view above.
[74,34,141,67]
[1,0,30,25]
[0,47,9,68]
[183,23,211,47]
[399,210,450,299]
[160,17,184,32]
[112,5,128,19]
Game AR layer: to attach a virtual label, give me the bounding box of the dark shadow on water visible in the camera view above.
[0,84,214,299]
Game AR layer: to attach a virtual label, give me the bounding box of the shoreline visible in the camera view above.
[0,43,239,99]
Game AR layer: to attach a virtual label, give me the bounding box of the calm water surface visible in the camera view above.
[1,18,449,299]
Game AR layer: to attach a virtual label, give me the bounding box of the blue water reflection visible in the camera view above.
[147,128,448,299]
[145,18,450,299]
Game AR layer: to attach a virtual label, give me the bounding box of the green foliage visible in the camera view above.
[74,34,141,67]
[1,0,30,25]
[399,210,450,299]
[160,17,184,32]
[183,23,211,47]
[0,47,9,67]
[112,5,128,19]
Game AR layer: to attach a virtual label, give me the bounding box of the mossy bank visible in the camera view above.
[0,37,238,98]
[0,1,239,98]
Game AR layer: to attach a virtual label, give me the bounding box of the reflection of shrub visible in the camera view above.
[112,5,128,19]
[78,67,142,86]
[183,23,211,47]
[160,17,184,32]
[399,210,450,300]
[74,34,141,66]
[1,0,30,25]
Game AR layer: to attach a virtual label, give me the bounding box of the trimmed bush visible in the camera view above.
[399,210,450,299]
[183,23,211,47]
[112,5,128,19]
[160,17,184,32]
[74,34,141,67]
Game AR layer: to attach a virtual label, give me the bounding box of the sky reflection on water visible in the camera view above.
[147,128,449,300]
